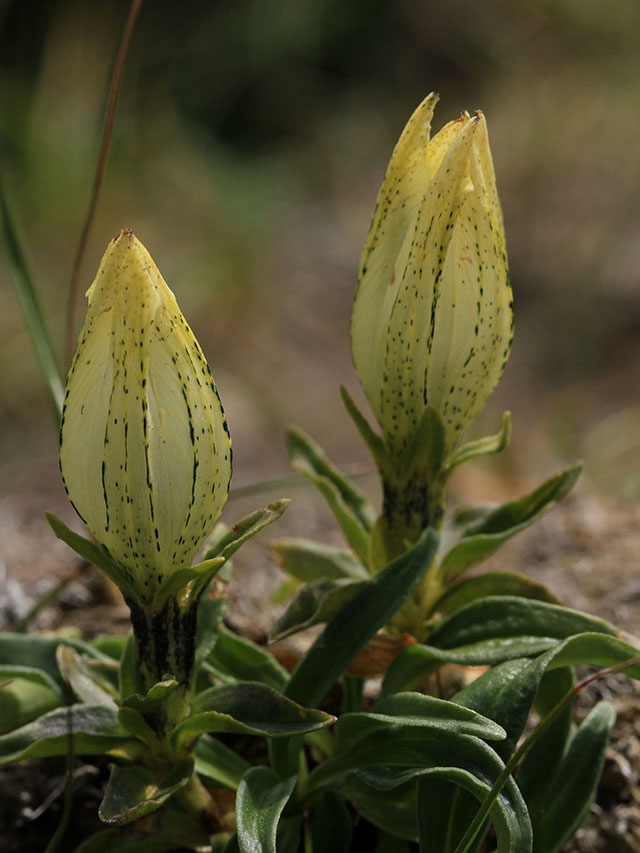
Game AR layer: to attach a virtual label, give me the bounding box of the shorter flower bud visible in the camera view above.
[59,229,232,602]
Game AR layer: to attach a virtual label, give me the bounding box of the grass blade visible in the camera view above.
[0,183,63,420]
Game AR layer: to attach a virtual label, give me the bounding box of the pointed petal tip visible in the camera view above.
[110,227,135,245]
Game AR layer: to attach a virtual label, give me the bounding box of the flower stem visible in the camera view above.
[177,771,224,834]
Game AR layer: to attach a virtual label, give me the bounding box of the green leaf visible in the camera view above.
[0,677,62,734]
[384,628,640,695]
[0,182,64,419]
[311,791,352,853]
[56,644,118,707]
[270,537,369,582]
[285,528,440,708]
[367,763,530,853]
[530,702,616,853]
[0,664,63,699]
[335,693,506,753]
[116,706,157,744]
[340,385,394,474]
[208,626,289,691]
[203,500,291,562]
[118,632,142,701]
[401,406,446,481]
[195,734,251,789]
[98,758,194,825]
[0,704,140,765]
[277,816,304,853]
[303,727,532,851]
[452,657,561,761]
[236,766,297,853]
[92,635,128,661]
[416,763,530,853]
[270,578,368,642]
[153,556,225,609]
[122,678,179,715]
[45,513,134,597]
[515,667,575,813]
[428,596,617,650]
[383,639,555,696]
[436,465,582,583]
[343,776,418,842]
[0,631,110,694]
[172,681,335,750]
[445,412,511,475]
[429,572,559,619]
[195,594,227,675]
[417,777,487,853]
[305,725,509,795]
[74,808,211,852]
[287,428,374,562]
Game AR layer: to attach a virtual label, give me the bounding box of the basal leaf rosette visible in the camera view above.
[59,228,232,607]
[351,94,513,466]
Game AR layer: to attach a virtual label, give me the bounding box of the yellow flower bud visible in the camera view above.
[351,94,513,461]
[59,229,232,600]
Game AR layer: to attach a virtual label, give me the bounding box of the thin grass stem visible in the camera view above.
[65,0,144,365]
[0,185,64,420]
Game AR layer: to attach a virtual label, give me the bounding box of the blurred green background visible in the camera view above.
[2,0,640,512]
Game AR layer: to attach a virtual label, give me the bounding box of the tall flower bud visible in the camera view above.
[59,229,232,604]
[351,94,513,463]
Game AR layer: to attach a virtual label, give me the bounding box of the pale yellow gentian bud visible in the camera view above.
[59,229,232,602]
[351,94,513,463]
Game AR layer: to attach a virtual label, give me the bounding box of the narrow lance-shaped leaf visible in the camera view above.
[515,666,575,810]
[207,626,289,691]
[270,536,369,583]
[528,702,615,853]
[428,572,559,619]
[171,681,335,751]
[384,627,640,697]
[334,693,506,753]
[99,758,194,826]
[311,791,353,853]
[0,631,112,694]
[302,726,531,852]
[436,464,582,584]
[271,578,368,642]
[203,500,291,562]
[236,767,297,853]
[0,704,141,765]
[284,527,439,708]
[56,644,118,707]
[195,733,251,790]
[444,411,511,476]
[427,596,617,650]
[287,427,374,562]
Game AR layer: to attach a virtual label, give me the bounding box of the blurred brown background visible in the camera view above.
[1,0,640,592]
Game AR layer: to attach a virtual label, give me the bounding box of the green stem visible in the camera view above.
[125,596,200,735]
[176,770,223,833]
[65,0,144,364]
[342,675,364,714]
